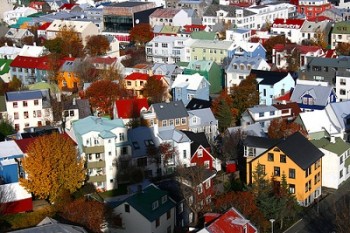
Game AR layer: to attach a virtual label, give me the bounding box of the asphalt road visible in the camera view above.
[284,179,350,233]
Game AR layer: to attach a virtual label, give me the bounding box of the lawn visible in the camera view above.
[99,183,128,199]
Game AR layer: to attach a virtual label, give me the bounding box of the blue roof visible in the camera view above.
[6,90,42,102]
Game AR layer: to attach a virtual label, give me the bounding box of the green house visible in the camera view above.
[183,60,223,94]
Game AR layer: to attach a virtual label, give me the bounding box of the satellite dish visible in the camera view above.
[135,19,140,24]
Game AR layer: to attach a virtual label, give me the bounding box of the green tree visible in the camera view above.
[20,133,86,203]
[0,119,15,141]
[211,90,237,132]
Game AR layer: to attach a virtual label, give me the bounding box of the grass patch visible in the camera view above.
[99,183,128,198]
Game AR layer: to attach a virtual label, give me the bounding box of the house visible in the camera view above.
[114,98,149,124]
[104,35,120,58]
[127,127,160,178]
[187,108,218,143]
[311,137,350,190]
[5,89,53,132]
[37,22,51,39]
[290,83,336,111]
[231,41,266,59]
[297,0,331,20]
[166,0,208,17]
[226,56,270,88]
[272,44,324,70]
[300,20,332,44]
[19,44,49,58]
[5,28,34,46]
[331,21,350,49]
[182,131,211,153]
[243,135,280,158]
[46,20,99,46]
[58,3,82,12]
[9,217,87,232]
[71,116,130,191]
[299,56,350,85]
[57,58,80,93]
[246,132,324,207]
[198,207,258,233]
[190,145,221,171]
[29,1,51,13]
[336,71,350,102]
[252,70,295,106]
[241,105,295,133]
[0,140,32,214]
[172,73,210,106]
[146,35,189,64]
[226,27,251,42]
[0,43,21,60]
[3,7,37,25]
[150,8,184,28]
[84,7,104,31]
[142,101,189,131]
[62,98,91,130]
[270,19,306,44]
[45,0,69,11]
[110,184,176,233]
[151,63,183,81]
[183,60,224,94]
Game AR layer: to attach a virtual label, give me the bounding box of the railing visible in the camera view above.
[83,145,104,154]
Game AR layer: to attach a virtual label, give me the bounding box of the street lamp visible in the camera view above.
[270,219,275,233]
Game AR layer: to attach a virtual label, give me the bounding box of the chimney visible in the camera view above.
[4,42,7,47]
[72,98,76,105]
[330,136,336,143]
[33,42,36,46]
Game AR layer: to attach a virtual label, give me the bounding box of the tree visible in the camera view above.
[85,35,110,56]
[84,80,121,118]
[221,128,246,162]
[0,119,15,141]
[336,42,350,56]
[231,74,259,119]
[8,76,22,91]
[21,36,34,46]
[74,58,97,88]
[20,133,86,203]
[143,76,168,104]
[268,117,307,139]
[44,37,64,55]
[211,90,237,132]
[0,37,13,47]
[129,23,154,46]
[263,35,290,62]
[313,30,328,49]
[159,142,179,174]
[286,48,301,72]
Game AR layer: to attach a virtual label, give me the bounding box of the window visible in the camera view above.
[23,101,28,107]
[268,153,274,161]
[270,111,275,116]
[162,195,168,204]
[204,160,210,169]
[175,118,180,126]
[340,169,344,178]
[274,166,280,176]
[37,110,41,117]
[13,102,18,108]
[167,210,171,219]
[280,154,286,163]
[24,111,29,119]
[289,184,295,194]
[127,81,131,86]
[70,110,74,117]
[152,201,159,210]
[197,184,203,194]
[162,43,168,48]
[306,167,312,177]
[259,112,264,117]
[289,168,296,179]
[162,120,167,127]
[340,155,343,164]
[14,112,19,120]
[181,117,186,125]
[189,212,194,223]
[125,204,130,213]
[198,149,203,157]
[205,180,210,189]
[156,218,160,227]
[169,119,174,126]
[183,150,187,158]
[315,159,321,170]
[96,153,100,159]
[137,157,147,167]
[119,133,125,141]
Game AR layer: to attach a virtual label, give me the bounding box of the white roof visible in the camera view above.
[19,45,47,57]
[299,110,339,134]
[236,42,264,52]
[46,19,94,33]
[0,45,21,56]
[4,6,37,14]
[150,35,188,43]
[171,73,208,90]
[0,183,32,202]
[0,141,23,159]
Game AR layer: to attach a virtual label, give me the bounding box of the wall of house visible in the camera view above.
[173,10,191,27]
[58,71,80,91]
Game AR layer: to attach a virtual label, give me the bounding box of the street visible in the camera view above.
[284,179,350,233]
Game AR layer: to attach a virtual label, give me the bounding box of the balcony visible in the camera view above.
[87,160,106,169]
[83,145,104,154]
[88,175,106,183]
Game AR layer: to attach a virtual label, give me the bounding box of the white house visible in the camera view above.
[71,116,131,191]
[146,35,189,64]
[226,28,251,42]
[45,20,99,46]
[111,184,176,233]
[5,90,53,133]
[0,43,21,60]
[19,44,49,58]
[312,137,350,189]
[188,108,218,143]
[3,7,37,25]
[335,72,350,102]
[270,18,306,43]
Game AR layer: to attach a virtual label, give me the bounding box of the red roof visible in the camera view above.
[274,90,292,102]
[125,72,149,81]
[29,1,46,9]
[323,49,337,58]
[90,56,117,65]
[115,98,149,119]
[272,18,305,28]
[59,3,78,10]
[10,56,51,70]
[206,207,258,233]
[38,22,51,30]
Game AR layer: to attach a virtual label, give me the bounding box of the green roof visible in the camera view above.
[0,59,12,75]
[176,62,189,68]
[0,96,6,112]
[311,137,350,156]
[160,25,181,34]
[27,12,46,17]
[332,21,350,34]
[124,185,176,222]
[28,82,59,93]
[185,60,215,72]
[190,31,217,40]
[10,17,32,29]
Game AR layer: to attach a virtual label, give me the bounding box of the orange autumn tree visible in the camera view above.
[85,35,111,56]
[143,76,168,104]
[20,133,85,203]
[268,117,308,139]
[85,80,121,118]
[129,23,154,46]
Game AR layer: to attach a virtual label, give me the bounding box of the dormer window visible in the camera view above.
[198,149,203,157]
[162,195,167,204]
[152,200,159,210]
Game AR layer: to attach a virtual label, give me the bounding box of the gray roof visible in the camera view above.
[300,21,331,33]
[249,105,278,114]
[290,84,333,107]
[60,59,79,72]
[152,101,188,120]
[226,56,265,73]
[158,128,191,143]
[188,108,217,126]
[328,101,350,129]
[243,135,280,148]
[203,5,256,17]
[128,126,159,158]
[227,122,265,137]
[10,216,87,233]
[307,56,350,69]
[6,90,42,102]
[63,99,91,119]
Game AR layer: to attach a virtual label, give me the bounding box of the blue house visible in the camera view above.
[290,83,337,111]
[230,42,266,59]
[171,73,210,106]
[0,141,24,184]
[251,70,296,106]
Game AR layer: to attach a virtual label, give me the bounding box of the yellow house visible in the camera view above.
[58,58,80,92]
[246,132,324,207]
